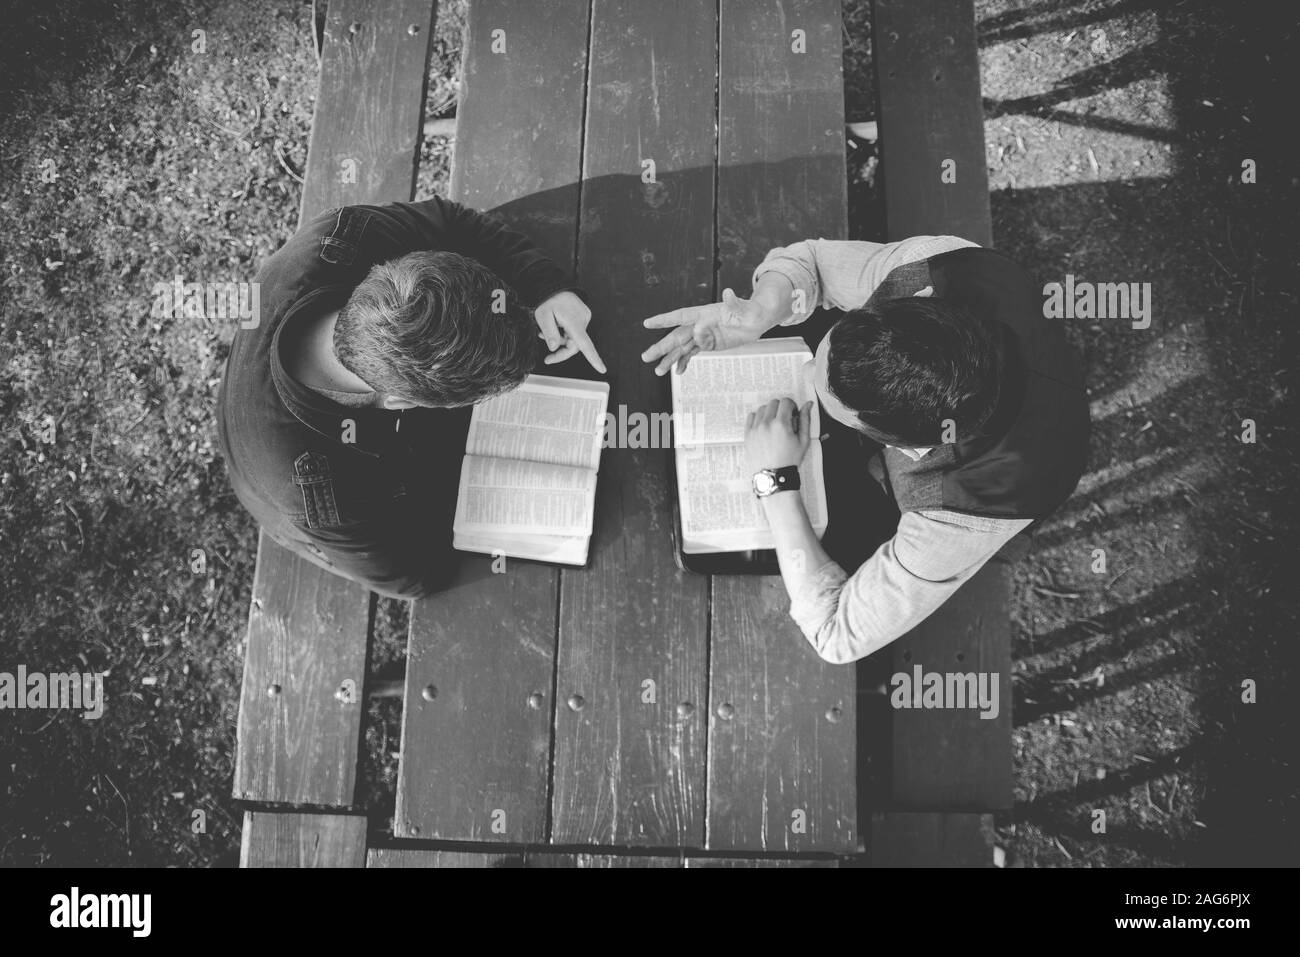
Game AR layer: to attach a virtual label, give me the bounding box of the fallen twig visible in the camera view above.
[273,139,304,184]
[1033,585,1081,600]
[1053,836,1073,861]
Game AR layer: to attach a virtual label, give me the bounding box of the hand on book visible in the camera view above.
[641,288,770,376]
[745,397,814,472]
[535,290,607,374]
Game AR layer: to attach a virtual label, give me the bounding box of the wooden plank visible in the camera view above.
[234,535,370,805]
[234,0,437,806]
[871,0,992,245]
[298,0,439,229]
[685,857,838,868]
[394,0,590,843]
[397,562,559,841]
[868,812,993,868]
[522,852,682,868]
[367,849,680,867]
[240,811,367,867]
[871,0,1009,811]
[576,853,681,868]
[449,0,592,270]
[707,0,856,854]
[519,852,579,868]
[550,0,715,846]
[888,561,1014,809]
[368,848,525,867]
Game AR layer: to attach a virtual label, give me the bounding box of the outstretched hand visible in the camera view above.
[640,288,769,376]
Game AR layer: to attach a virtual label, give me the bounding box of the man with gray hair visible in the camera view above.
[217,197,603,598]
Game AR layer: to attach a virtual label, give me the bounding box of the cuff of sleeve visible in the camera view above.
[787,558,850,636]
[523,270,586,309]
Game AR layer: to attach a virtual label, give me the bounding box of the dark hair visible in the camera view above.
[333,250,539,406]
[826,297,1003,446]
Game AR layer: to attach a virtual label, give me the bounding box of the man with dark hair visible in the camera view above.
[821,296,1004,445]
[217,198,604,599]
[641,236,1088,663]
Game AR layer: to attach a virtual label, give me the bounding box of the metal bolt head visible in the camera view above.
[421,684,437,701]
[335,678,357,704]
[407,24,420,36]
[676,701,695,718]
[567,693,585,712]
[348,21,362,34]
[716,702,735,720]
[266,683,281,697]
[825,706,842,724]
[408,823,420,836]
[527,692,545,710]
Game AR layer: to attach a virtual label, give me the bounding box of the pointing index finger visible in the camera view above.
[567,325,606,374]
[642,306,692,329]
[641,325,692,364]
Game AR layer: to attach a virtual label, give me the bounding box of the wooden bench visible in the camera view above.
[233,0,437,810]
[234,0,1003,868]
[870,0,1014,819]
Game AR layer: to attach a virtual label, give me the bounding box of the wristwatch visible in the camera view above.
[752,465,801,498]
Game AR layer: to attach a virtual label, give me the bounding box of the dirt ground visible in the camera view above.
[1,0,1295,866]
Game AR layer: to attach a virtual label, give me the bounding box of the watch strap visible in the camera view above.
[770,465,801,492]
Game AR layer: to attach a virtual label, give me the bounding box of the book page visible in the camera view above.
[454,454,596,538]
[670,338,830,553]
[671,338,813,446]
[466,374,608,471]
[676,439,828,552]
[453,529,589,566]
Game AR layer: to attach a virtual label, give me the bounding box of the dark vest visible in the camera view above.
[863,246,1089,521]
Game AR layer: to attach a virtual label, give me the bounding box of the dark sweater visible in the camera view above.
[216,198,579,598]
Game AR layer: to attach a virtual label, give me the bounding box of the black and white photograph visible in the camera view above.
[0,0,1293,928]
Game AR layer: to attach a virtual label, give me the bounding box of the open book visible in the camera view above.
[670,337,829,554]
[453,374,609,566]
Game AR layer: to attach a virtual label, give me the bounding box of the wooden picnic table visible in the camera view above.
[396,0,856,854]
[235,0,1005,868]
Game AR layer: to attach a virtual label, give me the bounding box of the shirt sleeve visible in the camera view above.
[788,509,1032,664]
[751,235,980,324]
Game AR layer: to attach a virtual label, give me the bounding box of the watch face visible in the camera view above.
[753,470,778,495]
